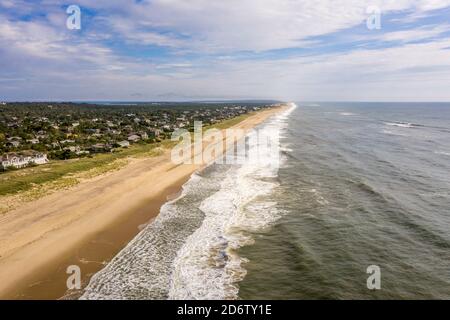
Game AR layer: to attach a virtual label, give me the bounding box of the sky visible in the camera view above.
[1,0,450,102]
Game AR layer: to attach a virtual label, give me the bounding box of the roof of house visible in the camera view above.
[1,151,47,161]
[128,134,140,140]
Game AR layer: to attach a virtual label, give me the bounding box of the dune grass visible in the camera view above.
[0,142,163,197]
[206,112,253,131]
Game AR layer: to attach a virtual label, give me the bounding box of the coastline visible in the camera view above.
[0,104,288,300]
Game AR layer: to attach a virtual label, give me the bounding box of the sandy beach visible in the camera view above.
[0,105,287,300]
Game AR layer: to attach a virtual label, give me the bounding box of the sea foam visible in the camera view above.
[81,104,296,300]
[168,104,296,299]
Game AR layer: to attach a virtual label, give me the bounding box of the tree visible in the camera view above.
[50,149,75,160]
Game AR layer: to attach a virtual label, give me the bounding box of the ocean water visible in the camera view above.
[81,102,450,300]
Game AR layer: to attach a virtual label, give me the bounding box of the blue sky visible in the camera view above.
[1,0,450,101]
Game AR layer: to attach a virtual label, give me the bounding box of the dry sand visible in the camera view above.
[0,105,287,299]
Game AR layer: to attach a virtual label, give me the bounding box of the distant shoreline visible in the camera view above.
[0,100,283,105]
[0,104,288,300]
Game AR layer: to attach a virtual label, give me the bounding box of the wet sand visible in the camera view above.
[0,105,287,300]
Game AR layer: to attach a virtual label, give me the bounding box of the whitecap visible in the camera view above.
[384,121,421,128]
[434,151,450,156]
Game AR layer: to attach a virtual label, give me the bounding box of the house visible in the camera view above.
[33,153,49,165]
[127,134,140,142]
[1,152,49,169]
[63,146,89,155]
[36,134,48,140]
[91,133,103,138]
[64,146,81,153]
[6,137,22,148]
[148,128,161,137]
[117,140,130,148]
[90,143,111,153]
[1,154,28,169]
[7,140,21,148]
[27,139,39,144]
[60,139,75,144]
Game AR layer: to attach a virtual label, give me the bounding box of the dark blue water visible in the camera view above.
[239,103,450,299]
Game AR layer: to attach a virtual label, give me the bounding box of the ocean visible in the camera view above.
[81,102,450,300]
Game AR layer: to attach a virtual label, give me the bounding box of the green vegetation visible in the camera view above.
[0,142,162,197]
[0,101,273,159]
[206,112,254,130]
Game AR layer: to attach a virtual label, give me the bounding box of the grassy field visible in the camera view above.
[206,112,254,130]
[0,113,254,198]
[0,141,174,197]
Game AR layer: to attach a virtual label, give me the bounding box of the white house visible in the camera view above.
[33,153,49,165]
[1,153,49,169]
[127,134,140,142]
[10,141,20,147]
[60,139,75,144]
[64,146,81,153]
[117,140,130,148]
[149,128,161,137]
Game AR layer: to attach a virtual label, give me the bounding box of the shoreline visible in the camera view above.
[0,104,288,300]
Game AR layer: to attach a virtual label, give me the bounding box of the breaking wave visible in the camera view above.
[168,104,296,299]
[81,103,296,300]
[384,121,423,128]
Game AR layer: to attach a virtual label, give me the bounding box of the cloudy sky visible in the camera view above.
[1,0,450,101]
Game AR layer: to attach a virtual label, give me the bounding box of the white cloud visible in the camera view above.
[379,24,450,43]
[74,0,450,52]
[1,0,450,101]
